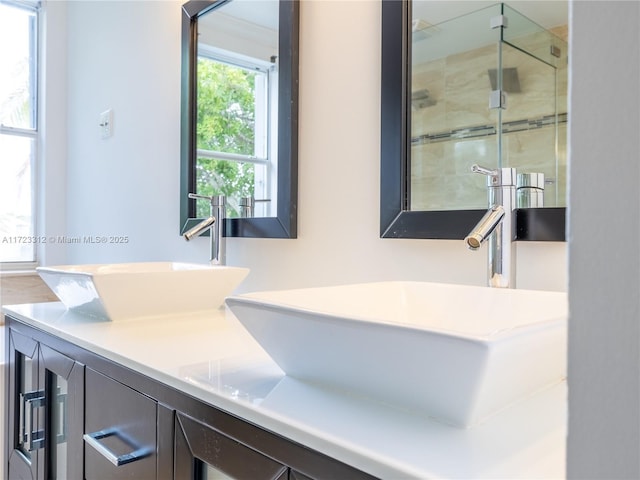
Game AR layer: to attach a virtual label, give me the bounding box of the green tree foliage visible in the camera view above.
[195,158,254,218]
[196,58,256,218]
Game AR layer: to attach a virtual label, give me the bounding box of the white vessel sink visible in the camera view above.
[226,281,567,427]
[37,262,249,321]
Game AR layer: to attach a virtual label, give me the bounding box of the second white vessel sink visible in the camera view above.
[226,281,567,427]
[37,262,249,321]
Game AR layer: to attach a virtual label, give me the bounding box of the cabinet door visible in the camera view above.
[84,368,157,480]
[36,344,84,480]
[174,412,288,480]
[7,328,39,480]
[6,329,85,480]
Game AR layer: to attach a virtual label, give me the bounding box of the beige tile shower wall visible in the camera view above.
[412,44,498,136]
[412,125,567,210]
[504,27,569,117]
[501,43,556,122]
[553,26,569,120]
[411,26,568,211]
[412,138,496,210]
[550,25,569,42]
[411,43,498,211]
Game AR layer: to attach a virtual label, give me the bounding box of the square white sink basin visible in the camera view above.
[226,281,567,427]
[37,262,249,321]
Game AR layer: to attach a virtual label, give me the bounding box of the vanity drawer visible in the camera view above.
[84,368,157,480]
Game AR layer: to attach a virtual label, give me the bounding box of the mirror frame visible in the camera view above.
[180,0,299,238]
[380,0,565,241]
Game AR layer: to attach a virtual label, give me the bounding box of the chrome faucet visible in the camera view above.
[464,164,517,288]
[183,193,226,265]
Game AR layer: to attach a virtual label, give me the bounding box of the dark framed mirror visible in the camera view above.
[380,0,566,241]
[180,0,298,238]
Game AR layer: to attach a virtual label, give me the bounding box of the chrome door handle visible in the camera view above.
[83,428,151,466]
[55,388,67,444]
[20,390,45,452]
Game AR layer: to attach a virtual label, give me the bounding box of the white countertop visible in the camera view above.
[3,302,566,479]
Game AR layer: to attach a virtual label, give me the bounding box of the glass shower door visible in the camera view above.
[410,4,504,211]
[409,2,568,211]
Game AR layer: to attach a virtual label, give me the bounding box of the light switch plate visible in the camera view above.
[99,109,113,138]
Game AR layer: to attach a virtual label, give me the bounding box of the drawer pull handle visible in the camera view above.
[83,428,151,466]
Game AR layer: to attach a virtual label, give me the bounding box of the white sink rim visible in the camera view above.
[37,261,224,275]
[227,281,567,343]
[37,262,249,321]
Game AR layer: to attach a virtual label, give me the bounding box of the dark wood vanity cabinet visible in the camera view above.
[174,412,288,479]
[4,316,378,480]
[6,328,84,480]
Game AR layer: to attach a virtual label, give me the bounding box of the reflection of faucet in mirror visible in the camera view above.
[184,194,226,265]
[239,197,272,218]
[464,164,517,288]
[239,197,255,218]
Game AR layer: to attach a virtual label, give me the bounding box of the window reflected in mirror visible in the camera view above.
[196,0,278,219]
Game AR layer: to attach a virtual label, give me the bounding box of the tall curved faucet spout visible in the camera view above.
[465,205,505,250]
[183,216,215,241]
[184,194,226,265]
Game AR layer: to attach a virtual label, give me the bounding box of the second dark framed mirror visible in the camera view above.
[380,0,566,241]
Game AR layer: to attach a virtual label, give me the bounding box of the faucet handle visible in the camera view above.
[471,164,498,176]
[188,193,226,206]
[470,164,517,187]
[188,193,211,201]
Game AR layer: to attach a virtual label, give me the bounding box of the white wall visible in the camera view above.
[54,0,566,294]
[63,1,187,264]
[567,1,640,478]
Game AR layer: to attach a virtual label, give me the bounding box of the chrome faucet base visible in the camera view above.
[465,165,516,288]
[184,194,226,265]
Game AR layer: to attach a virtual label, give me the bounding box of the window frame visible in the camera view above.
[0,0,41,269]
[195,45,276,217]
